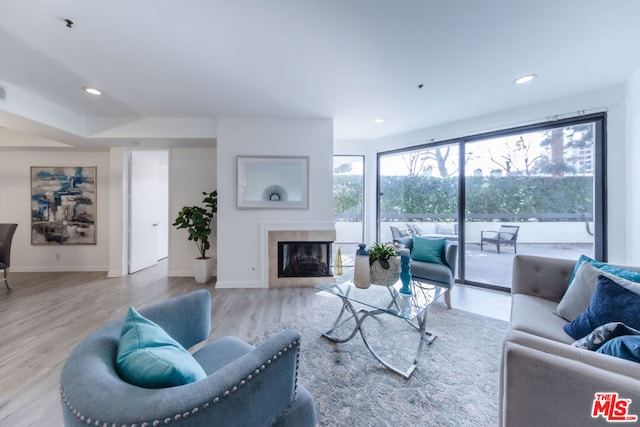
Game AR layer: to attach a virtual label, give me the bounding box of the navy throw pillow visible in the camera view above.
[563,275,640,340]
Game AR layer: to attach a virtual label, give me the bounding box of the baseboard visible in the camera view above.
[12,266,108,273]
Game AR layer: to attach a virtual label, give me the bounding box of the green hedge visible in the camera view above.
[334,175,593,222]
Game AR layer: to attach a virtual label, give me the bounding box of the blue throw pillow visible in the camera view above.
[564,276,640,340]
[569,254,640,285]
[411,236,445,264]
[597,336,640,363]
[116,307,207,388]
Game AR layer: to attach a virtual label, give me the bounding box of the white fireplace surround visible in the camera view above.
[260,221,336,288]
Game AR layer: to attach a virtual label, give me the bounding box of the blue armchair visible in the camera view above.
[394,236,458,309]
[60,290,316,426]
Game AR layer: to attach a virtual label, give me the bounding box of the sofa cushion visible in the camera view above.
[509,294,574,344]
[193,336,255,374]
[564,276,640,340]
[435,223,456,235]
[596,336,640,363]
[410,260,452,286]
[411,236,445,264]
[117,307,207,388]
[557,261,640,322]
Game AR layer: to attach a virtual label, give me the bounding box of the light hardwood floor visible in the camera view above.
[0,260,510,426]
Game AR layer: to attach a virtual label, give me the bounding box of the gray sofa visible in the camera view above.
[500,255,640,427]
[393,236,457,308]
[60,290,316,427]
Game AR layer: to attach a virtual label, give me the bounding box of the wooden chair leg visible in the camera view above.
[444,290,451,309]
[2,268,10,289]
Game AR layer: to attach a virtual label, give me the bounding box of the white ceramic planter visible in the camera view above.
[192,257,214,284]
[370,256,401,286]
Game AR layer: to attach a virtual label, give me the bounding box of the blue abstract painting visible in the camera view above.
[31,166,96,245]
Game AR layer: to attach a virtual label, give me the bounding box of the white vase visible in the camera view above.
[353,244,371,289]
[192,257,214,284]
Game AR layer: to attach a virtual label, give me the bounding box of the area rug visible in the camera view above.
[256,297,508,427]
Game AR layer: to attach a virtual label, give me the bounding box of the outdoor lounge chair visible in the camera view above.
[480,225,519,254]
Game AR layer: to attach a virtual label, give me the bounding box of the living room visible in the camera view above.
[2,2,640,426]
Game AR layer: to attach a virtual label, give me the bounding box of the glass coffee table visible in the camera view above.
[315,268,446,379]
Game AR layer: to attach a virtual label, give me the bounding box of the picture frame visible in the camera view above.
[237,156,309,209]
[31,166,97,245]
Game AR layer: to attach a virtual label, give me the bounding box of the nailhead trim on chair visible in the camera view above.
[60,339,301,426]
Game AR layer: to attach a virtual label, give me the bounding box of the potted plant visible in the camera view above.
[369,242,402,286]
[173,191,217,283]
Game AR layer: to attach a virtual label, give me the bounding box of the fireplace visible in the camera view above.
[278,241,332,277]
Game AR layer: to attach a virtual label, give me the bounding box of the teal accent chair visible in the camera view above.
[60,290,316,426]
[393,236,458,309]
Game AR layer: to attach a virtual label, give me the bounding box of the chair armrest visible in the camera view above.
[511,255,575,302]
[443,241,458,276]
[481,230,497,238]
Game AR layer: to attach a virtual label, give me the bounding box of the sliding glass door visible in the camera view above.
[378,144,460,280]
[377,114,605,291]
[463,120,600,289]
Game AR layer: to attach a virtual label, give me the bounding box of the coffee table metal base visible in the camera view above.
[321,294,436,379]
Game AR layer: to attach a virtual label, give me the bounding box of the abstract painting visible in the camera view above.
[31,166,96,245]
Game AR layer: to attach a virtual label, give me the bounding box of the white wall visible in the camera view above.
[0,150,110,271]
[627,67,640,265]
[336,85,633,264]
[167,146,217,277]
[216,117,334,288]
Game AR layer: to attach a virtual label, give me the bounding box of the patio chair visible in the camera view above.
[390,225,411,239]
[480,225,519,254]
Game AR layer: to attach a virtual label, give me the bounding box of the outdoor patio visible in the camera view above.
[335,242,591,291]
[464,242,591,289]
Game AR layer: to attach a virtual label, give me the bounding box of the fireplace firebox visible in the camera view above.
[278,241,332,277]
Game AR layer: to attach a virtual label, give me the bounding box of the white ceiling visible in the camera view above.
[1,0,640,149]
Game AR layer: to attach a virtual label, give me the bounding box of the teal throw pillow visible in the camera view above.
[569,254,640,285]
[411,236,445,264]
[596,336,640,363]
[563,276,640,340]
[116,307,207,388]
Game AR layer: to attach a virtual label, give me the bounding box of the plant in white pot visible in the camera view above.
[173,191,217,284]
[368,242,401,286]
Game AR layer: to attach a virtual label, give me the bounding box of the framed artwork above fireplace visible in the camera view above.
[237,156,309,209]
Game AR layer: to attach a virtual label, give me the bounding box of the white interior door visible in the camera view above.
[129,151,162,273]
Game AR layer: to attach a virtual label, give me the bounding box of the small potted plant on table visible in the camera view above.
[369,242,401,286]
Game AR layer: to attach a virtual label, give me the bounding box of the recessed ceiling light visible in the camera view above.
[83,87,102,95]
[514,74,537,85]
[374,118,386,124]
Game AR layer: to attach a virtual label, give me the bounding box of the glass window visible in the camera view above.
[376,114,604,291]
[333,155,364,247]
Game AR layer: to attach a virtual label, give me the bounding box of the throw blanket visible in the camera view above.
[573,322,640,351]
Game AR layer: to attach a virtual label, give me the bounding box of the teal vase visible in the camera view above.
[399,248,412,295]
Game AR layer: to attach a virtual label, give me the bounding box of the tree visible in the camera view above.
[536,123,594,176]
[485,135,544,176]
